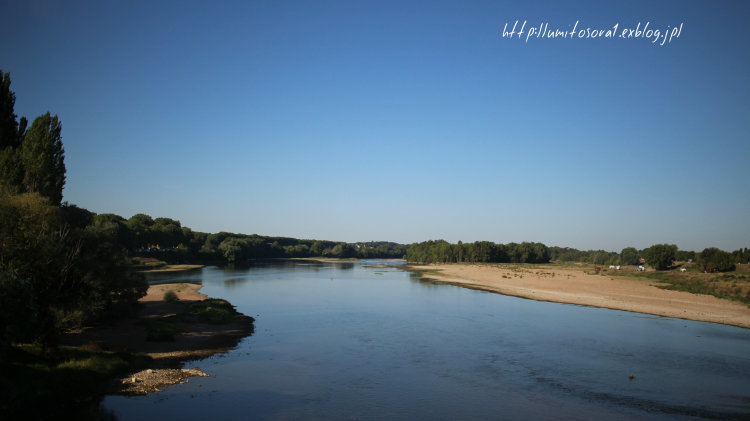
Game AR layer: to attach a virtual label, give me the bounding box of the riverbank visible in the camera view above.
[138,264,205,273]
[61,282,255,394]
[409,263,750,329]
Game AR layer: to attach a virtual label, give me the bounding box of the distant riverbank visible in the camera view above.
[293,257,406,263]
[138,264,205,273]
[409,263,750,329]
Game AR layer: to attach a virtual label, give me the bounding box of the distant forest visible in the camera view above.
[407,240,748,273]
[81,214,750,272]
[96,212,408,263]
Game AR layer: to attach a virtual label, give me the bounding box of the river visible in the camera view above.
[103,260,750,420]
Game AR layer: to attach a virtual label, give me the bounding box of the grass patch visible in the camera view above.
[131,256,168,270]
[57,354,130,373]
[612,268,750,306]
[179,299,239,324]
[0,344,150,419]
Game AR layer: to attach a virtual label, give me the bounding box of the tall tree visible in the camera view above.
[0,70,20,148]
[21,112,66,205]
[0,70,26,192]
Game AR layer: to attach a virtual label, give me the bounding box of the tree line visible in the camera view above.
[406,240,550,264]
[549,244,744,272]
[96,212,408,264]
[1,70,146,351]
[405,240,745,273]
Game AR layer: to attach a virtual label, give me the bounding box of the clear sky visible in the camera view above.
[2,0,748,251]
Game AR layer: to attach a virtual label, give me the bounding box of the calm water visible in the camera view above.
[103,261,750,420]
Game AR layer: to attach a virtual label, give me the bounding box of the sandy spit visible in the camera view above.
[138,264,205,273]
[410,264,750,329]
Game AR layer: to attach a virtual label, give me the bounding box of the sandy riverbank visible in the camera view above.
[138,264,205,273]
[62,282,254,394]
[410,264,750,329]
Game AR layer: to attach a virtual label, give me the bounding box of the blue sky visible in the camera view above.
[2,0,748,251]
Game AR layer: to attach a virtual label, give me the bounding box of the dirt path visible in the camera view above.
[411,264,750,329]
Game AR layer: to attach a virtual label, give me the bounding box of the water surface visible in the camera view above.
[104,260,750,420]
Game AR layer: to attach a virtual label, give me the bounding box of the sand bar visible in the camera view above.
[138,264,204,273]
[410,264,750,329]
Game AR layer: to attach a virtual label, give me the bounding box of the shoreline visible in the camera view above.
[138,264,205,273]
[408,263,750,329]
[292,257,406,262]
[62,282,255,395]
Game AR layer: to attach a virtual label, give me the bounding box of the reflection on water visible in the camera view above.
[107,260,750,420]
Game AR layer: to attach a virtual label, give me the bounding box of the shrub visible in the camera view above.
[184,299,237,324]
[163,290,179,303]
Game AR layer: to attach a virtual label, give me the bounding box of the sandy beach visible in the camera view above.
[410,264,750,329]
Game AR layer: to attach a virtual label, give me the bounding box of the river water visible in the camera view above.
[103,260,750,420]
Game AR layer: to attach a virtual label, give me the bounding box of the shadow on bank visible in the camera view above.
[1,293,255,420]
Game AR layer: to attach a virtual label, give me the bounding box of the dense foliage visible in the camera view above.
[641,244,678,270]
[732,248,749,265]
[406,240,550,264]
[696,248,735,273]
[0,71,146,350]
[619,247,640,265]
[74,209,407,264]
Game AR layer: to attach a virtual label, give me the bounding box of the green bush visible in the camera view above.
[163,290,179,303]
[184,299,237,324]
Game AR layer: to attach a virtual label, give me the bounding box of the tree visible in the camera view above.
[332,242,355,258]
[0,70,21,148]
[0,146,24,193]
[310,241,325,257]
[0,191,82,350]
[589,250,614,265]
[642,244,677,270]
[218,237,247,264]
[696,248,735,273]
[151,217,183,249]
[21,112,66,205]
[619,247,640,265]
[0,190,146,350]
[675,250,696,262]
[127,213,155,248]
[0,70,26,192]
